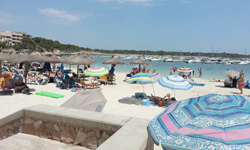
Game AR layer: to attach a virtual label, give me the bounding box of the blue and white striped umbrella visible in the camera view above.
[149,73,163,81]
[126,73,156,93]
[158,75,192,90]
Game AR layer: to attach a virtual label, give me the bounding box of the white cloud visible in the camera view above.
[0,10,16,24]
[38,8,92,23]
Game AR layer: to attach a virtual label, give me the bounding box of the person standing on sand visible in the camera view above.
[240,70,245,77]
[237,74,246,94]
[198,68,202,78]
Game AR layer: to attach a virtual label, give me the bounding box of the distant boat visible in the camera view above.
[237,61,249,65]
[150,57,162,61]
[223,62,231,65]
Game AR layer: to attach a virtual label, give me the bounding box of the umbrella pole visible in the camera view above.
[142,84,144,93]
[77,65,79,77]
[24,62,28,86]
[152,83,155,96]
[0,61,2,78]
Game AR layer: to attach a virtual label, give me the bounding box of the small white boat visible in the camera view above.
[224,62,231,65]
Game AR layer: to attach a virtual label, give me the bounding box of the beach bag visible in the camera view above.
[22,86,30,94]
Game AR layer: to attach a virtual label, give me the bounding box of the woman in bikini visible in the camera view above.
[237,74,246,94]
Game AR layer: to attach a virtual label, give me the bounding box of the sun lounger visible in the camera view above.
[80,79,98,89]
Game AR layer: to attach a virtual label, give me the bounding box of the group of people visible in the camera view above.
[130,65,156,75]
[1,72,27,92]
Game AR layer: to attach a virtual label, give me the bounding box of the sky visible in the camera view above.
[0,0,250,55]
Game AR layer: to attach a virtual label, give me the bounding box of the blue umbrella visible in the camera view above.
[126,73,156,93]
[148,94,250,150]
[158,75,192,97]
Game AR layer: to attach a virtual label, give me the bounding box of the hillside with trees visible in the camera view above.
[1,37,249,58]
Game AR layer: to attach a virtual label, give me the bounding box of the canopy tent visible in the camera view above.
[60,88,107,112]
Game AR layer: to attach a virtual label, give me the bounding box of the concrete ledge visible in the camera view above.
[0,104,154,150]
[24,104,131,132]
[97,118,153,150]
[0,109,24,127]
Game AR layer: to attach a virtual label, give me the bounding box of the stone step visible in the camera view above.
[0,133,89,150]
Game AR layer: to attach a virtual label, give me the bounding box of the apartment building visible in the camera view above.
[0,30,32,46]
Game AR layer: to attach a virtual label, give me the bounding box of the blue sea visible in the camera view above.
[62,55,250,80]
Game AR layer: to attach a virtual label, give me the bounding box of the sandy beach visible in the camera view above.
[0,71,249,150]
[1,71,249,120]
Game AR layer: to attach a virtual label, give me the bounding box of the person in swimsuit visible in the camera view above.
[237,74,246,94]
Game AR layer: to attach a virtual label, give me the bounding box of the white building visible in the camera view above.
[0,30,32,46]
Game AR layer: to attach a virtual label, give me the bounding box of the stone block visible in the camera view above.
[34,120,43,130]
[23,117,34,124]
[22,124,35,135]
[95,130,101,139]
[53,123,60,131]
[53,131,61,141]
[0,127,8,137]
[87,130,96,138]
[18,126,23,133]
[13,121,21,128]
[74,131,87,145]
[98,137,107,146]
[6,124,14,130]
[7,129,14,136]
[102,131,110,139]
[61,130,74,144]
[81,136,98,150]
[44,123,53,139]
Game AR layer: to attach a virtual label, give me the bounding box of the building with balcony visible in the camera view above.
[0,30,32,46]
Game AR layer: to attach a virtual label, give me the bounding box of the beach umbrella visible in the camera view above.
[158,75,192,97]
[126,73,156,93]
[83,66,109,77]
[222,70,240,77]
[102,55,125,65]
[63,55,75,71]
[149,73,163,81]
[61,88,107,112]
[0,53,11,77]
[83,55,98,64]
[147,94,250,150]
[130,58,150,73]
[43,55,62,63]
[67,56,90,76]
[8,53,37,85]
[177,67,193,72]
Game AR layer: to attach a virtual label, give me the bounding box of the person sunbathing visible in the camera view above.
[43,71,56,78]
[147,94,176,103]
[27,73,41,81]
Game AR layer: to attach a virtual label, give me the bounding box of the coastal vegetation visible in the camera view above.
[2,37,249,58]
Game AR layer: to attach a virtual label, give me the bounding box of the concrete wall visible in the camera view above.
[0,104,154,150]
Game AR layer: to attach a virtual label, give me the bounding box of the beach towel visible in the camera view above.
[189,82,205,86]
[35,91,65,98]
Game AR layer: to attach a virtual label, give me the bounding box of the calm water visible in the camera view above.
[62,55,250,80]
